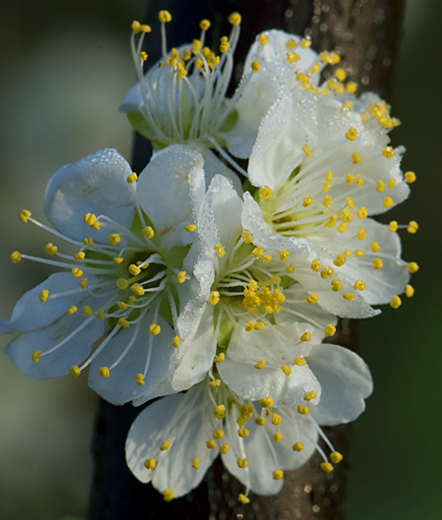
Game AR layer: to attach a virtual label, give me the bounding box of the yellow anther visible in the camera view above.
[142,226,154,239]
[252,247,264,259]
[408,261,420,274]
[331,279,343,292]
[131,283,145,296]
[390,295,402,309]
[254,359,266,370]
[128,264,141,276]
[389,221,398,232]
[135,373,145,386]
[406,284,414,298]
[372,258,384,270]
[323,182,331,193]
[262,255,272,264]
[357,207,368,219]
[118,317,130,329]
[388,178,396,189]
[294,357,307,367]
[84,238,93,245]
[158,10,172,22]
[238,428,250,438]
[238,493,250,504]
[39,290,49,303]
[293,441,305,452]
[191,457,200,470]
[260,396,274,408]
[214,405,226,419]
[214,243,226,258]
[404,171,416,183]
[209,379,221,388]
[255,417,265,426]
[160,440,171,451]
[258,34,268,45]
[354,250,364,258]
[327,215,338,228]
[237,416,247,427]
[337,223,347,233]
[407,220,419,234]
[345,127,358,141]
[83,306,93,316]
[139,51,148,61]
[149,323,161,335]
[354,280,366,291]
[310,259,322,272]
[108,234,121,246]
[352,152,361,164]
[371,241,381,253]
[99,366,110,378]
[343,292,355,301]
[97,309,106,320]
[287,52,300,64]
[273,432,283,443]
[281,364,292,376]
[69,365,81,378]
[346,82,357,93]
[303,196,313,207]
[72,268,83,278]
[177,271,187,284]
[18,209,32,223]
[334,68,346,81]
[228,12,241,25]
[273,470,283,480]
[126,172,138,184]
[74,251,85,262]
[304,391,317,402]
[207,291,221,307]
[117,278,129,290]
[84,213,99,228]
[271,413,282,426]
[237,458,249,468]
[344,249,352,258]
[31,350,42,363]
[286,38,297,50]
[251,61,260,73]
[140,24,151,33]
[357,227,367,240]
[131,20,141,33]
[306,294,318,304]
[144,458,157,470]
[163,489,174,502]
[259,186,273,199]
[345,197,355,210]
[241,232,254,244]
[330,452,343,464]
[297,405,309,415]
[321,462,334,473]
[382,146,395,158]
[361,112,368,121]
[285,263,295,274]
[117,302,128,310]
[300,331,312,342]
[324,170,333,182]
[311,62,321,74]
[299,37,311,48]
[67,305,77,315]
[346,174,355,185]
[200,18,211,30]
[333,255,345,267]
[383,197,393,208]
[45,243,58,255]
[245,321,255,332]
[324,324,336,336]
[302,144,312,157]
[220,443,230,454]
[184,224,197,233]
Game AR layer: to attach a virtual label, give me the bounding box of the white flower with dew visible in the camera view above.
[127,348,372,503]
[241,87,418,319]
[1,145,214,405]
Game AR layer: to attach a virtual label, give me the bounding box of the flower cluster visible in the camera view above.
[1,10,418,504]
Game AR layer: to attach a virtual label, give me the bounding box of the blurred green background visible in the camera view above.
[0,0,440,519]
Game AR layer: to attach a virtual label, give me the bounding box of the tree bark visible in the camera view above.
[88,0,405,518]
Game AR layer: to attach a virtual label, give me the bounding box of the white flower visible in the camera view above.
[126,344,372,502]
[120,14,325,158]
[1,145,213,405]
[241,87,418,318]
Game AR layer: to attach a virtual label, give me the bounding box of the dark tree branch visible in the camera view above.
[88,1,405,518]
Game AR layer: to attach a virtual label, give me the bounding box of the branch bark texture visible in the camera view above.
[89,1,405,519]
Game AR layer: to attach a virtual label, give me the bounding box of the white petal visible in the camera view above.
[308,343,373,426]
[0,273,99,334]
[44,149,136,242]
[126,384,217,497]
[136,145,204,249]
[5,311,105,379]
[88,315,175,405]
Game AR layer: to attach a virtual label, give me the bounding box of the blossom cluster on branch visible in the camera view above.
[1,10,418,504]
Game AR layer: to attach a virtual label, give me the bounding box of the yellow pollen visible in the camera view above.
[259,186,273,199]
[352,152,361,164]
[281,364,292,376]
[74,252,85,261]
[214,405,225,419]
[108,234,121,246]
[135,374,145,386]
[163,489,174,502]
[18,209,32,223]
[357,227,367,240]
[208,291,220,305]
[331,279,343,291]
[72,268,83,278]
[209,379,221,388]
[214,243,226,257]
[278,249,290,262]
[84,306,93,316]
[158,10,172,23]
[254,322,266,332]
[294,357,306,366]
[69,365,81,378]
[382,146,395,158]
[346,197,355,209]
[67,305,77,315]
[118,317,130,328]
[258,34,268,45]
[245,321,255,332]
[306,294,318,304]
[237,458,248,468]
[327,215,338,228]
[389,221,398,232]
[287,52,300,64]
[324,324,336,336]
[372,258,384,270]
[97,309,106,320]
[32,350,42,363]
[335,68,347,81]
[337,223,347,233]
[293,442,304,452]
[303,196,313,207]
[251,61,260,72]
[84,238,93,245]
[304,391,317,402]
[388,178,396,189]
[139,51,148,61]
[220,443,230,454]
[300,331,312,342]
[177,271,187,284]
[140,24,151,33]
[285,263,295,273]
[383,197,393,208]
[330,452,343,463]
[241,232,253,244]
[407,221,419,234]
[354,280,366,291]
[343,292,355,301]
[39,290,49,303]
[311,259,322,272]
[300,38,311,48]
[228,12,242,25]
[260,396,274,408]
[346,174,355,185]
[252,247,264,259]
[273,432,283,443]
[99,367,110,378]
[406,284,414,298]
[117,302,128,310]
[404,171,416,183]
[184,224,196,232]
[192,457,200,470]
[255,417,265,426]
[297,405,309,415]
[214,352,225,364]
[361,113,368,121]
[357,207,368,219]
[142,226,154,239]
[325,171,333,181]
[273,470,283,480]
[144,458,156,470]
[149,323,161,335]
[128,264,141,276]
[200,18,211,30]
[323,182,331,193]
[345,127,358,141]
[131,21,141,33]
[321,462,334,473]
[302,144,312,157]
[333,255,345,267]
[117,278,129,290]
[131,283,144,296]
[238,493,250,504]
[354,250,364,257]
[271,413,282,426]
[371,242,381,253]
[346,82,357,93]
[311,62,321,74]
[45,243,58,255]
[389,295,402,309]
[160,440,171,451]
[286,39,297,49]
[238,428,250,438]
[262,255,272,264]
[254,359,266,370]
